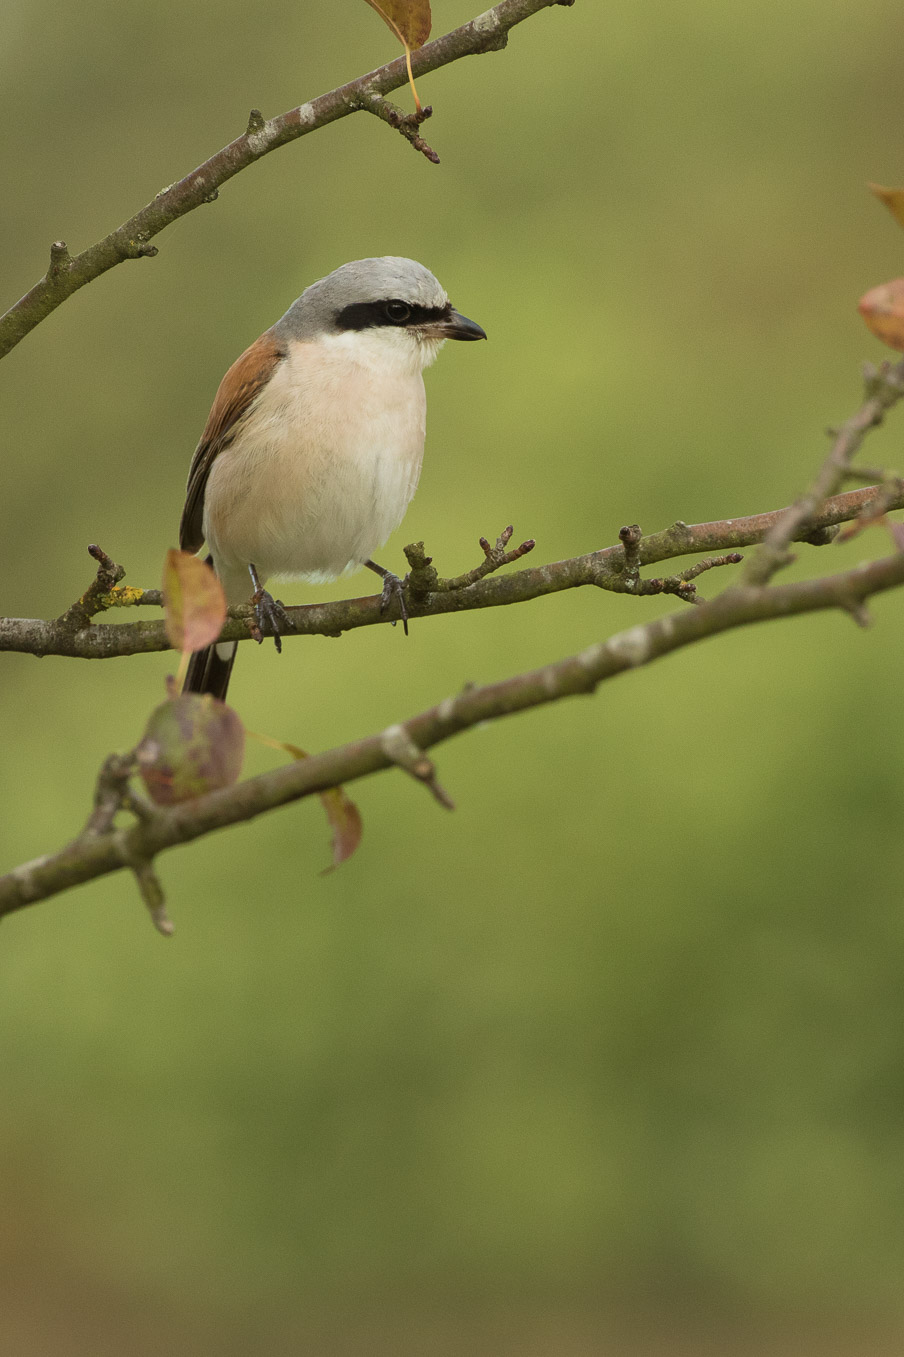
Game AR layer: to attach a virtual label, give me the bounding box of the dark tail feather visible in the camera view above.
[183,641,237,700]
[181,553,236,700]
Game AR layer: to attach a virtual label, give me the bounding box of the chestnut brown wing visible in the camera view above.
[179,330,286,553]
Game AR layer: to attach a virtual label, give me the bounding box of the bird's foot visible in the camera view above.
[379,571,409,636]
[250,588,294,653]
[364,559,409,635]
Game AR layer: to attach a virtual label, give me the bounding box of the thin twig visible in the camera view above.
[82,751,136,837]
[380,724,454,809]
[56,544,127,629]
[357,92,440,162]
[0,0,571,359]
[406,524,537,595]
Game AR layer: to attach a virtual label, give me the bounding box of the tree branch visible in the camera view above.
[1,482,900,661]
[3,546,903,922]
[745,359,904,584]
[0,0,572,360]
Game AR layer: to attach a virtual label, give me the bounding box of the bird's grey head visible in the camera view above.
[275,257,487,354]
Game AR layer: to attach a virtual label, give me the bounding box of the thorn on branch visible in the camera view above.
[130,855,174,936]
[57,544,128,628]
[357,91,440,164]
[87,543,125,589]
[82,747,173,933]
[380,724,454,810]
[47,241,72,280]
[838,593,872,628]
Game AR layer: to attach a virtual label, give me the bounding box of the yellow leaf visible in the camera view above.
[869,182,904,232]
[162,549,227,654]
[363,0,432,110]
[858,278,904,351]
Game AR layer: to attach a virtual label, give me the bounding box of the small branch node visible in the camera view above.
[803,525,839,546]
[380,724,454,810]
[358,90,440,163]
[618,523,643,579]
[47,241,72,279]
[404,540,439,597]
[121,234,159,261]
[471,17,509,52]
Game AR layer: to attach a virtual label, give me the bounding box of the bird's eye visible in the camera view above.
[384,301,411,324]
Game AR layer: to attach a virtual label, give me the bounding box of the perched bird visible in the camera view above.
[179,256,486,700]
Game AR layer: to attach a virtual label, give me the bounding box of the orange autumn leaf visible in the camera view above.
[858,278,904,351]
[162,549,227,654]
[869,183,904,232]
[363,0,432,110]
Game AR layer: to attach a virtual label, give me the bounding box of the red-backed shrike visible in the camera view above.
[179,257,486,699]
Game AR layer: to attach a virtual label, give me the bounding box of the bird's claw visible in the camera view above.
[379,572,409,636]
[251,588,294,653]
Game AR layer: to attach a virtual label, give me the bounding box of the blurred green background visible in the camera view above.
[2,0,904,1351]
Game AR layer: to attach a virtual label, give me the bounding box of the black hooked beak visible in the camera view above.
[428,308,487,342]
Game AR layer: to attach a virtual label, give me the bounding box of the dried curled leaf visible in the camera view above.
[162,549,227,654]
[317,786,365,874]
[869,183,904,232]
[249,733,363,872]
[858,279,904,351]
[136,693,245,805]
[363,0,432,109]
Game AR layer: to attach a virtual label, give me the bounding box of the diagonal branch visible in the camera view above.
[2,547,903,921]
[0,0,573,360]
[1,482,901,661]
[744,358,904,584]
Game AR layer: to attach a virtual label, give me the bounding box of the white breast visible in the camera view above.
[203,331,430,596]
